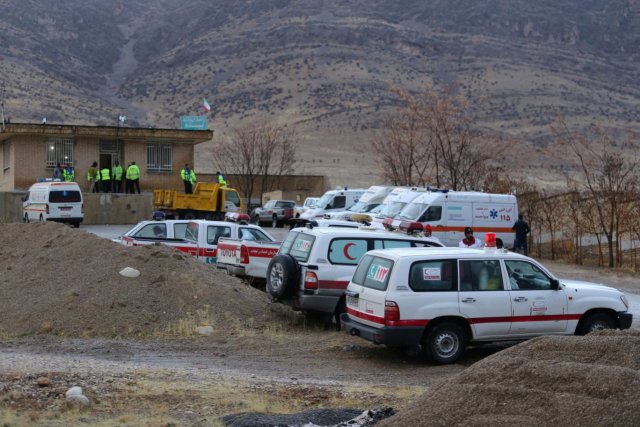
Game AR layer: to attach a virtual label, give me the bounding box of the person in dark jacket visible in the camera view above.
[512,214,531,256]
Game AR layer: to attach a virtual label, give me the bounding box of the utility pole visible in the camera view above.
[1,83,5,131]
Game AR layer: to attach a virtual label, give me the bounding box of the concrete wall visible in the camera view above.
[0,191,153,225]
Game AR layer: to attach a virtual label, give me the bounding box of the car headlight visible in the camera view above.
[620,295,629,310]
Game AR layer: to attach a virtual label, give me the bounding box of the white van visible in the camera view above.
[391,189,517,247]
[370,187,426,229]
[300,188,367,220]
[324,185,393,220]
[22,181,84,227]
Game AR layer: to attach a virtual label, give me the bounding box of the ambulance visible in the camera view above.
[300,188,367,220]
[323,185,394,220]
[22,181,84,227]
[369,187,426,229]
[391,189,517,247]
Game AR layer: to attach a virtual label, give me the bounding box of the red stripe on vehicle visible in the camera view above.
[318,280,349,290]
[386,319,430,327]
[347,307,385,324]
[468,314,582,324]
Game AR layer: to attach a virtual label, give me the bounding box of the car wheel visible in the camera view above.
[272,215,278,228]
[24,214,29,223]
[72,222,80,228]
[423,323,466,364]
[578,312,616,335]
[266,254,298,300]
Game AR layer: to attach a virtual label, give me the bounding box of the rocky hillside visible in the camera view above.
[1,0,639,186]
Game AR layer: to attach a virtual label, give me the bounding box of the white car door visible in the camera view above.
[457,259,512,339]
[505,260,568,335]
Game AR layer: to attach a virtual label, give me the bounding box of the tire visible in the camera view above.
[272,215,278,228]
[266,254,298,300]
[72,222,80,228]
[423,323,466,364]
[577,312,616,335]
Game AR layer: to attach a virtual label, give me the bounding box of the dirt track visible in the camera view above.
[1,222,639,426]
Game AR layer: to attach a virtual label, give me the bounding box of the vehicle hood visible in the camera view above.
[560,279,621,294]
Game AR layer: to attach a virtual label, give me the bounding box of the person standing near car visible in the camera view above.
[53,163,63,181]
[512,214,531,256]
[100,165,111,193]
[423,224,441,244]
[459,227,483,248]
[127,161,141,194]
[181,164,196,194]
[112,160,123,193]
[87,161,99,193]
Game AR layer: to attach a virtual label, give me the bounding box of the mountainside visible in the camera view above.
[1,0,640,187]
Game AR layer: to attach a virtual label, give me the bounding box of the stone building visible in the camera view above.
[0,122,212,192]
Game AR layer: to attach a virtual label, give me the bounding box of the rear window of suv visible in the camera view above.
[352,255,394,291]
[275,201,295,208]
[280,232,315,262]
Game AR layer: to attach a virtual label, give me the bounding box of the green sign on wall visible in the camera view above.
[180,116,209,130]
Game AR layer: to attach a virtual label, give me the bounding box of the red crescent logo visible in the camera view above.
[344,243,356,260]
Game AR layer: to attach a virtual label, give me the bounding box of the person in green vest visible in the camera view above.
[216,171,227,187]
[63,164,75,182]
[87,161,99,193]
[181,164,197,194]
[112,160,123,193]
[100,166,111,193]
[126,161,141,194]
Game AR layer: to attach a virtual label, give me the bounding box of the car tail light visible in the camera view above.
[240,245,250,264]
[304,271,318,290]
[384,301,400,325]
[284,208,293,216]
[46,204,49,214]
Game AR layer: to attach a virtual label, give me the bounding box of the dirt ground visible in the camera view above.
[0,222,639,426]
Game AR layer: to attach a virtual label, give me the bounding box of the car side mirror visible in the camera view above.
[550,279,560,290]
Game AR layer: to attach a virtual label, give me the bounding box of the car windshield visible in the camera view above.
[316,194,334,209]
[399,202,427,220]
[347,201,367,212]
[387,201,407,218]
[370,204,385,215]
[304,198,318,208]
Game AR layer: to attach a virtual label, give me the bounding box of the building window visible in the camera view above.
[147,142,172,171]
[45,137,74,168]
[2,140,10,170]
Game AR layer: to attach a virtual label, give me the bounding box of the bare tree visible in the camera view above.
[372,109,431,186]
[375,85,511,190]
[213,123,298,207]
[551,118,639,267]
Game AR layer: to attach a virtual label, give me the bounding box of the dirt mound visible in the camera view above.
[0,223,276,337]
[379,330,640,426]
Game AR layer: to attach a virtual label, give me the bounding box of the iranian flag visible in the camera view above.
[203,98,211,113]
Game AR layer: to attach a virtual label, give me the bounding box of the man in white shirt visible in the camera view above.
[459,227,483,248]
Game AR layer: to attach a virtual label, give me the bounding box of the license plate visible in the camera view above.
[346,295,359,307]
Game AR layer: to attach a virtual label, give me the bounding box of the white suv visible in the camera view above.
[266,227,443,325]
[342,247,632,364]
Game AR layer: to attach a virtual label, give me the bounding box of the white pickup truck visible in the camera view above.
[216,237,281,279]
[216,219,363,279]
[117,220,275,265]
